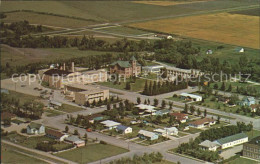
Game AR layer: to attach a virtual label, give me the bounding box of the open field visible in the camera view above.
[95,26,152,36]
[2,11,97,29]
[130,12,259,49]
[1,0,259,23]
[229,7,260,16]
[132,0,212,6]
[57,104,84,113]
[228,157,259,164]
[55,144,128,164]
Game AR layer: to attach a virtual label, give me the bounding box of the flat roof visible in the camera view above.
[136,104,156,110]
[101,120,121,127]
[180,93,202,99]
[139,130,157,138]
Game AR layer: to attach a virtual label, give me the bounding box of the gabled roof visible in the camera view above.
[101,120,121,127]
[136,104,156,110]
[164,127,178,132]
[199,140,219,148]
[28,122,43,130]
[189,118,215,126]
[215,133,248,145]
[139,130,157,138]
[247,136,260,146]
[46,129,66,138]
[250,104,260,109]
[117,125,130,131]
[65,135,83,142]
[111,61,132,68]
[130,56,137,61]
[242,97,255,102]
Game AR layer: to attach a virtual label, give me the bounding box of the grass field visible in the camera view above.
[246,130,260,140]
[57,104,84,113]
[1,0,259,23]
[229,7,260,16]
[7,90,40,104]
[130,12,259,49]
[228,157,259,164]
[2,11,97,29]
[132,0,212,6]
[55,144,128,164]
[95,26,151,36]
[45,109,64,117]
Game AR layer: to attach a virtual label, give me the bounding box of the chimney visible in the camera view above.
[63,63,66,71]
[71,62,75,72]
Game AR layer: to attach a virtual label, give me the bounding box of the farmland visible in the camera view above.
[1,0,259,23]
[229,7,260,16]
[130,12,260,49]
[132,0,212,6]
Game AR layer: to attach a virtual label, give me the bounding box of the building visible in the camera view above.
[189,118,216,129]
[110,56,141,78]
[45,129,69,141]
[243,136,260,160]
[64,84,109,105]
[214,133,248,149]
[100,120,121,130]
[156,109,170,116]
[250,104,260,112]
[154,129,167,136]
[199,140,220,151]
[138,130,158,141]
[235,47,244,53]
[85,114,104,124]
[239,97,256,106]
[206,49,213,55]
[136,104,156,110]
[65,135,85,147]
[27,123,45,134]
[180,93,202,102]
[170,112,189,123]
[162,66,202,81]
[165,127,178,136]
[142,65,164,74]
[116,125,132,134]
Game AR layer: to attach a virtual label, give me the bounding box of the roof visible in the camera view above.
[85,113,104,120]
[164,127,178,132]
[1,112,15,120]
[138,130,157,138]
[215,133,248,145]
[247,136,260,146]
[136,104,156,110]
[111,61,131,68]
[156,109,170,114]
[180,93,202,99]
[199,140,219,148]
[50,100,62,106]
[101,120,121,127]
[117,125,130,131]
[170,112,188,120]
[65,135,83,142]
[66,84,105,94]
[1,89,9,94]
[43,69,72,76]
[28,122,43,130]
[46,129,65,138]
[250,104,260,109]
[154,129,166,134]
[189,118,215,126]
[130,56,137,61]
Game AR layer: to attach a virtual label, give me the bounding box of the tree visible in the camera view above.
[137,97,141,104]
[74,129,79,135]
[190,105,195,115]
[144,99,147,105]
[213,83,218,89]
[227,84,232,92]
[153,99,159,106]
[220,82,226,91]
[125,82,131,90]
[203,109,207,117]
[183,104,188,113]
[161,100,166,108]
[147,99,150,105]
[65,126,69,133]
[197,108,201,116]
[217,116,220,124]
[107,103,111,110]
[169,102,173,110]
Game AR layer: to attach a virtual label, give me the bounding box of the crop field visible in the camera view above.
[132,0,212,6]
[130,12,260,49]
[95,26,152,36]
[1,0,259,23]
[229,7,260,16]
[3,11,97,29]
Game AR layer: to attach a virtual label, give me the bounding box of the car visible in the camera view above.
[86,128,92,132]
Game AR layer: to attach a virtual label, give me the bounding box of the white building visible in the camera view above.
[100,120,121,130]
[142,65,164,73]
[180,93,202,102]
[116,125,132,134]
[214,133,248,149]
[27,123,45,135]
[136,104,156,110]
[199,140,220,151]
[154,127,178,136]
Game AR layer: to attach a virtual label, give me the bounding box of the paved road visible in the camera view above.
[2,140,77,164]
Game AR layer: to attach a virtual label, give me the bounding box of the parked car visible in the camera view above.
[86,128,92,132]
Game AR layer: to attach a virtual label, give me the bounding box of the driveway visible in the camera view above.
[220,145,243,160]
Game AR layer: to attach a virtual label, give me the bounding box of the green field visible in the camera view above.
[1,0,259,23]
[45,109,64,117]
[55,144,128,164]
[96,26,151,36]
[228,157,259,164]
[229,7,260,16]
[57,104,84,113]
[246,130,260,140]
[7,90,40,104]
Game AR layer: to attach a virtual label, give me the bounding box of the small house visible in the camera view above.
[156,109,170,116]
[100,120,121,130]
[138,130,158,141]
[65,135,85,147]
[206,49,213,55]
[170,112,188,123]
[116,125,132,134]
[45,129,69,141]
[180,93,202,102]
[199,140,220,151]
[235,47,244,53]
[165,127,178,136]
[27,122,45,135]
[189,118,216,129]
[239,97,256,107]
[214,133,248,149]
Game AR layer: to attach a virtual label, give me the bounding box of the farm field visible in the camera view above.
[228,157,259,164]
[229,7,260,16]
[95,26,152,36]
[130,12,259,49]
[1,0,259,23]
[55,144,128,164]
[2,11,97,29]
[132,0,212,6]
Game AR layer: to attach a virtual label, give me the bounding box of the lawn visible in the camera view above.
[125,124,156,139]
[130,12,259,49]
[57,104,84,113]
[7,90,40,104]
[96,26,151,36]
[100,78,150,92]
[184,127,204,134]
[228,157,259,164]
[2,11,97,29]
[229,7,260,16]
[1,144,48,164]
[246,130,260,140]
[55,144,128,164]
[132,0,211,6]
[45,109,64,117]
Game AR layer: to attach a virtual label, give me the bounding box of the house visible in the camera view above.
[199,140,220,151]
[142,65,164,74]
[85,114,104,124]
[110,56,141,78]
[165,127,178,136]
[138,130,159,141]
[156,109,170,116]
[65,135,85,147]
[27,122,45,134]
[145,109,157,115]
[214,133,248,149]
[136,104,156,110]
[206,49,213,55]
[49,100,62,108]
[154,129,167,137]
[116,125,132,134]
[250,104,260,112]
[170,112,189,123]
[45,129,69,141]
[189,118,216,129]
[243,136,260,160]
[100,120,121,130]
[235,47,244,53]
[217,96,230,104]
[239,97,256,106]
[180,93,202,102]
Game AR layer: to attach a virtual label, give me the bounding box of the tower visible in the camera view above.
[130,56,137,76]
